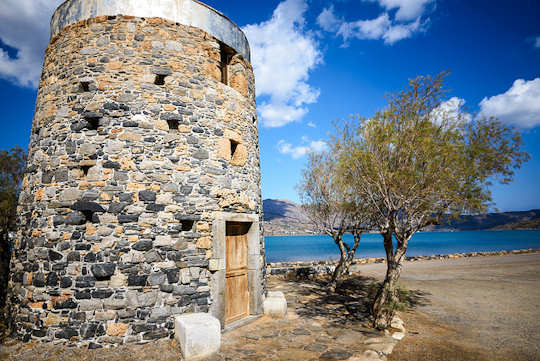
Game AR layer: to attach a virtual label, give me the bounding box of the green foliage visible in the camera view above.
[0,147,26,238]
[335,72,530,238]
[0,147,26,309]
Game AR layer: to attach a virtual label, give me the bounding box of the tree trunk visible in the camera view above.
[371,231,407,329]
[329,237,347,292]
[329,231,362,292]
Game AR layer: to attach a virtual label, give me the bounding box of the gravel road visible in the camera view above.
[355,253,540,361]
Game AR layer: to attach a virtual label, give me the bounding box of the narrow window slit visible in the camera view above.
[82,210,97,224]
[230,139,239,158]
[219,43,236,85]
[154,74,167,86]
[167,119,179,132]
[81,165,92,176]
[181,220,194,232]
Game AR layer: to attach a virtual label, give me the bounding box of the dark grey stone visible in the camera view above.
[92,289,113,299]
[118,214,139,223]
[49,250,63,261]
[46,272,59,287]
[139,190,156,202]
[67,251,80,262]
[103,161,121,169]
[90,264,116,280]
[193,150,209,160]
[128,274,148,286]
[71,201,105,213]
[148,272,166,286]
[55,327,78,339]
[65,212,85,225]
[54,298,77,309]
[132,240,153,251]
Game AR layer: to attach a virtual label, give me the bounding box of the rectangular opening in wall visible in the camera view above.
[80,81,90,92]
[167,119,179,132]
[230,139,239,159]
[154,74,167,86]
[84,116,101,131]
[220,43,236,85]
[181,220,194,232]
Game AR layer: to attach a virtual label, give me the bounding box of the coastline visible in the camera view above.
[267,248,540,276]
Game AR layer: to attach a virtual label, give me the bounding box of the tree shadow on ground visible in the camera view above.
[280,272,431,329]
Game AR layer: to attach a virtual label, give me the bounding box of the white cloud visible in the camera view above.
[317,1,430,45]
[535,37,540,48]
[338,14,392,42]
[478,78,540,129]
[243,0,322,127]
[277,139,327,159]
[317,5,341,32]
[431,97,472,126]
[365,0,433,21]
[307,121,317,128]
[0,0,63,87]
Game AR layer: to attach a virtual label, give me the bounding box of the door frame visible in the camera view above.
[209,212,263,328]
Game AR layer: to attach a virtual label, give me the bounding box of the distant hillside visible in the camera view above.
[427,210,540,232]
[262,199,540,236]
[262,199,313,236]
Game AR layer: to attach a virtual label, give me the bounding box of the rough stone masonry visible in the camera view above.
[7,0,264,348]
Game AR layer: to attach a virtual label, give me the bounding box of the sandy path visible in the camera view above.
[354,253,540,360]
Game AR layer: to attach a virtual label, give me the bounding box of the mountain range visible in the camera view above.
[262,199,540,236]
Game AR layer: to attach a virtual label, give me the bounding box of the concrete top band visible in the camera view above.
[50,0,251,62]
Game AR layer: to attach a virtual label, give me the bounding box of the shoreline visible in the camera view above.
[267,248,540,276]
[264,228,540,237]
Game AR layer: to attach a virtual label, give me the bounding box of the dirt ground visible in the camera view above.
[355,253,540,361]
[1,253,539,360]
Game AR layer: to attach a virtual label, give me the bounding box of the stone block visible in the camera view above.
[174,313,221,360]
[263,292,287,319]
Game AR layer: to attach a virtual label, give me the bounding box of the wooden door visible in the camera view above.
[225,222,250,324]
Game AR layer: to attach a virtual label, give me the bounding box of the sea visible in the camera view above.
[265,230,540,263]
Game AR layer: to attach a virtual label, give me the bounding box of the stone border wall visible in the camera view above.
[267,249,540,277]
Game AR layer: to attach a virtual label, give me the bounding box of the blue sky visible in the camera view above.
[0,0,539,211]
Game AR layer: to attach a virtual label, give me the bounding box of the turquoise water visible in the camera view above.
[265,230,540,262]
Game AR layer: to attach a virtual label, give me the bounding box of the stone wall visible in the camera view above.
[8,14,263,347]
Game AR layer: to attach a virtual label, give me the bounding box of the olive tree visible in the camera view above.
[298,152,371,291]
[335,73,529,329]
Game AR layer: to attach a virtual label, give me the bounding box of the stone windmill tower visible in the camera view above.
[8,0,264,347]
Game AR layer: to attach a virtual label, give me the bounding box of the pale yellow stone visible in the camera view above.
[197,222,210,233]
[86,224,97,236]
[163,104,176,111]
[35,188,44,201]
[120,157,136,170]
[217,138,231,161]
[44,312,61,326]
[224,129,242,143]
[178,125,190,133]
[196,236,212,249]
[110,273,127,288]
[231,144,248,167]
[155,118,169,132]
[108,62,123,70]
[191,89,203,99]
[107,323,129,336]
[119,131,141,141]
